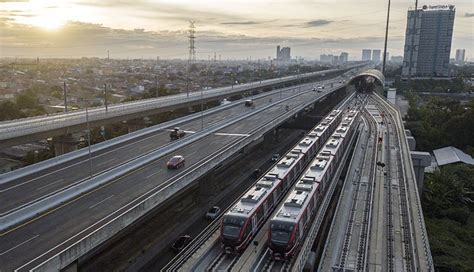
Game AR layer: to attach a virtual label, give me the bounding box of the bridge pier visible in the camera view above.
[410,151,431,193]
[53,133,79,156]
[127,118,147,133]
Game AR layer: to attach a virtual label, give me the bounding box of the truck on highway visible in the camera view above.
[170,127,186,140]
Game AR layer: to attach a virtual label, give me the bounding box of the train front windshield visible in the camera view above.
[222,216,245,240]
[270,222,294,245]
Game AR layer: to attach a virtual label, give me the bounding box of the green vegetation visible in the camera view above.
[0,89,46,121]
[406,94,474,270]
[393,78,470,94]
[422,164,474,271]
[405,95,474,155]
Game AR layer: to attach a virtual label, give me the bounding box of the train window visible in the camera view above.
[223,225,241,239]
[256,207,264,223]
[268,191,274,206]
[270,222,294,245]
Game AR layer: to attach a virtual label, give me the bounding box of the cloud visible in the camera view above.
[464,13,474,17]
[221,21,261,25]
[305,20,332,27]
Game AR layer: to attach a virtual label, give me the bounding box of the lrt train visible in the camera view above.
[268,108,360,260]
[220,109,343,254]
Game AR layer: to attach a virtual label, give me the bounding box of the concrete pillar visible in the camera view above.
[127,118,147,133]
[410,151,431,193]
[407,136,416,151]
[53,133,78,156]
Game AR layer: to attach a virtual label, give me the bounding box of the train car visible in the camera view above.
[220,110,343,254]
[268,109,360,260]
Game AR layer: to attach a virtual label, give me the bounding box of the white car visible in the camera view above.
[206,206,221,220]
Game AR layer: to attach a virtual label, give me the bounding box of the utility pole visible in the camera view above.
[155,75,158,98]
[107,50,110,60]
[187,21,196,98]
[382,0,391,75]
[104,83,108,113]
[63,81,68,113]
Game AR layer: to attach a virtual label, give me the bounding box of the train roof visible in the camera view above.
[226,109,344,219]
[273,156,334,223]
[272,109,358,224]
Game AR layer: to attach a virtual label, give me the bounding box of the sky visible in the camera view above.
[0,0,472,60]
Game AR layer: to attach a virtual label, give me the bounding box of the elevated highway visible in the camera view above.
[0,78,342,224]
[0,65,365,149]
[0,74,352,271]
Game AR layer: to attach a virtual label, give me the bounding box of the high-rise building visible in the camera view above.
[455,49,465,63]
[340,52,349,63]
[320,54,333,63]
[372,49,381,63]
[391,56,404,64]
[276,46,291,62]
[362,49,372,61]
[402,5,456,78]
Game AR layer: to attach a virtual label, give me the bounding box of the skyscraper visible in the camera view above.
[276,46,291,62]
[340,52,349,63]
[372,49,381,63]
[362,49,372,61]
[455,49,465,63]
[402,5,455,78]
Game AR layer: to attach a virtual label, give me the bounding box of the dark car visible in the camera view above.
[170,127,186,140]
[171,235,192,252]
[167,155,185,169]
[245,99,253,107]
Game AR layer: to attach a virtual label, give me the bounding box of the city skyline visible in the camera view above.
[0,0,472,60]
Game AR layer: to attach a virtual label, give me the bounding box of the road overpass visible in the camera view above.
[0,65,366,150]
[0,73,354,271]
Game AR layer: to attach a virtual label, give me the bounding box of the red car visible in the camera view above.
[167,155,185,169]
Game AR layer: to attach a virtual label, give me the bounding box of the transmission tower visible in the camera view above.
[188,21,196,63]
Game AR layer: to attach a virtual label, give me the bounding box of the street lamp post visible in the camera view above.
[85,101,93,178]
[104,83,108,113]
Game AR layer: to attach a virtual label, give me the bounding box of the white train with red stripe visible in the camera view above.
[220,110,343,254]
[268,108,360,260]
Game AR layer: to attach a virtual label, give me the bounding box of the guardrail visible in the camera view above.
[25,82,349,272]
[0,86,320,231]
[0,80,324,185]
[0,67,353,139]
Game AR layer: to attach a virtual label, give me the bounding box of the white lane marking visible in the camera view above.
[96,158,115,167]
[0,130,168,192]
[0,235,39,256]
[1,80,320,192]
[88,195,114,209]
[35,179,64,191]
[164,129,196,134]
[146,170,163,179]
[214,132,250,137]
